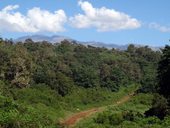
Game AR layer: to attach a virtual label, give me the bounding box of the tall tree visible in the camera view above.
[158,45,170,98]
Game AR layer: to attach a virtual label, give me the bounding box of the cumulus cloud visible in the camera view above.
[0,5,67,33]
[70,1,141,31]
[149,23,170,32]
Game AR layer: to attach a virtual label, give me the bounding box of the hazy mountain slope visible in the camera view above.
[15,35,161,50]
[15,35,74,43]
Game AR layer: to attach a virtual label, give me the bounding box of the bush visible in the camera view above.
[0,96,54,128]
[123,110,135,121]
[94,111,123,125]
[109,113,123,125]
[145,94,169,119]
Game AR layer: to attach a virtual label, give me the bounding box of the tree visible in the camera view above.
[72,66,99,88]
[5,45,32,88]
[54,72,74,96]
[145,94,169,119]
[158,45,170,98]
[127,44,136,56]
[145,45,170,119]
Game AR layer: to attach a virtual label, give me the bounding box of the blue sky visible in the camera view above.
[0,0,170,46]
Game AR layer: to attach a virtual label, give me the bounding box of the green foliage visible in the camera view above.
[126,44,161,93]
[54,72,74,96]
[75,93,170,128]
[72,66,99,88]
[94,109,143,126]
[144,45,170,120]
[0,39,160,93]
[95,111,124,125]
[0,95,54,128]
[145,94,169,119]
[0,39,162,127]
[158,45,170,98]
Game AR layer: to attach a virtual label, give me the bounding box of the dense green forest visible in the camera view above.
[0,38,169,128]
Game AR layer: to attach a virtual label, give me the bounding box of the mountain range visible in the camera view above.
[14,35,161,51]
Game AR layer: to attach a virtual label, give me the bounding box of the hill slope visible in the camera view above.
[0,38,161,127]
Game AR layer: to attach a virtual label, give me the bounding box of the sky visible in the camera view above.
[0,0,170,46]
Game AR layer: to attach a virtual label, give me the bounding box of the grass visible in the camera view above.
[75,93,154,128]
[59,84,139,127]
[0,81,139,128]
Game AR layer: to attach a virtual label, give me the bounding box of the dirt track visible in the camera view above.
[61,93,134,127]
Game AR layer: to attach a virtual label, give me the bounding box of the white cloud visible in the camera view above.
[0,5,67,33]
[2,5,19,12]
[149,23,170,32]
[70,1,141,31]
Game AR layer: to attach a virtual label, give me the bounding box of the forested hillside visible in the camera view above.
[76,45,170,128]
[0,38,168,128]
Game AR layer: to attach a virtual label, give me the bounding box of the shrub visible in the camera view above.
[145,94,169,119]
[94,111,123,126]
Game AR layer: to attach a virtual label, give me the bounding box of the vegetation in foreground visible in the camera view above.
[75,45,170,128]
[0,38,169,127]
[75,93,169,128]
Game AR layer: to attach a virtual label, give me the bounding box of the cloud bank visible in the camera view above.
[70,1,141,31]
[0,5,67,32]
[0,1,141,33]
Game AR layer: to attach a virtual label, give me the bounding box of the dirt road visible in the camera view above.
[60,92,134,127]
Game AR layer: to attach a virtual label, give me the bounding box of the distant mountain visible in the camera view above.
[15,35,161,51]
[15,35,74,43]
[82,41,129,50]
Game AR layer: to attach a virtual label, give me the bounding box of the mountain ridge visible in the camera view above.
[14,35,161,50]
